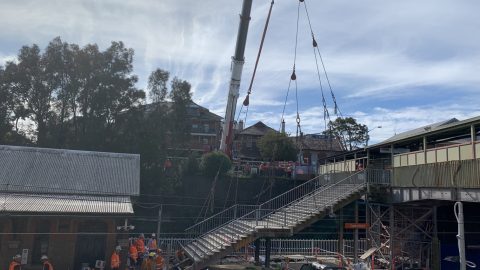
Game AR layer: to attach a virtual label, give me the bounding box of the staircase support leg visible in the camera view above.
[254,238,260,265]
[265,237,271,269]
[354,200,359,263]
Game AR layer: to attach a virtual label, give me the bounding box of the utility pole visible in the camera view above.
[455,202,466,270]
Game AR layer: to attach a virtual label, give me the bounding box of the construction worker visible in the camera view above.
[9,254,21,270]
[111,246,121,270]
[155,249,164,270]
[129,241,138,268]
[147,234,157,251]
[40,255,53,270]
[135,234,146,266]
[140,252,155,270]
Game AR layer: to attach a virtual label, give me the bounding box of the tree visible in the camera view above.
[148,68,169,102]
[326,117,368,150]
[200,151,232,177]
[168,77,192,147]
[258,131,297,161]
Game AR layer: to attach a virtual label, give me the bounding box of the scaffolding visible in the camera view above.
[366,202,439,270]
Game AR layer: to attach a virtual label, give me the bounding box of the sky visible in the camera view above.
[1,0,480,144]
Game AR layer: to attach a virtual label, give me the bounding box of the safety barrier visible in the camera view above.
[393,142,480,168]
[158,238,367,258]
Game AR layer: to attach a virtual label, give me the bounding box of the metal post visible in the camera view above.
[432,205,441,270]
[389,205,395,270]
[339,208,344,256]
[354,200,359,263]
[265,238,271,269]
[254,238,260,265]
[156,205,163,239]
[455,202,466,270]
[471,124,476,159]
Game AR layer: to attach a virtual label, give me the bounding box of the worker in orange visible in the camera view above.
[129,241,138,268]
[141,252,156,270]
[135,234,146,266]
[9,254,22,270]
[155,249,164,270]
[147,233,157,251]
[111,246,121,270]
[41,255,54,270]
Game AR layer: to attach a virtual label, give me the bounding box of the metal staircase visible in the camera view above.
[181,171,368,270]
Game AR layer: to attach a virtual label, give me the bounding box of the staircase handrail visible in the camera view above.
[184,204,257,236]
[257,170,365,212]
[186,170,367,242]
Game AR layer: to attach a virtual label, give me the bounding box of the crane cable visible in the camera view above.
[236,0,275,125]
[280,0,303,153]
[302,0,342,117]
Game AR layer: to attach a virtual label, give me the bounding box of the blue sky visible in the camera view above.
[1,0,480,143]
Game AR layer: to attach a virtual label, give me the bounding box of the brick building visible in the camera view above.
[0,145,140,270]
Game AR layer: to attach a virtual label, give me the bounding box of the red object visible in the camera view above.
[344,223,370,229]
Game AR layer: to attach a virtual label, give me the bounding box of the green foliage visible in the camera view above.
[0,37,196,194]
[183,154,200,176]
[325,117,368,150]
[148,68,169,102]
[258,131,297,161]
[200,151,232,177]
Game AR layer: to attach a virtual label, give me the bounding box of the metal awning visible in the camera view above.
[0,193,134,214]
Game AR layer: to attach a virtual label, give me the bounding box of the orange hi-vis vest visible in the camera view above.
[111,252,120,268]
[9,261,21,270]
[129,245,138,261]
[43,261,54,270]
[135,238,146,253]
[155,255,164,270]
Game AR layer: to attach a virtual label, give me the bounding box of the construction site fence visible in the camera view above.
[157,238,367,258]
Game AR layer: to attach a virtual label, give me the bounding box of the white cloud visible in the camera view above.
[1,0,480,138]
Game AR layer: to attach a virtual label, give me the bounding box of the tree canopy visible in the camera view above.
[258,131,297,161]
[325,117,368,150]
[0,37,194,194]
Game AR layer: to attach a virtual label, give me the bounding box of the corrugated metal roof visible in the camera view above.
[0,145,140,196]
[370,115,480,147]
[0,193,133,214]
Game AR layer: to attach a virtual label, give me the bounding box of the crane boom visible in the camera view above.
[219,0,253,156]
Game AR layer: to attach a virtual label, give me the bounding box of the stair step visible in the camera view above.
[196,238,220,253]
[191,241,215,257]
[203,234,228,249]
[184,245,203,262]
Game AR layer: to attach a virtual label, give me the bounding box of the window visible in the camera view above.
[192,124,198,129]
[204,124,209,133]
[203,138,209,145]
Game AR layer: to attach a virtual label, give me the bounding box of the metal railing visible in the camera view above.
[184,204,257,237]
[253,171,366,220]
[366,169,391,185]
[234,239,368,257]
[159,238,367,258]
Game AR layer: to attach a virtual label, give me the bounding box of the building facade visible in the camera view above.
[0,145,140,270]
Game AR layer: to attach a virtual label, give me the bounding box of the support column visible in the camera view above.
[471,124,476,159]
[265,238,271,269]
[339,208,344,256]
[432,205,441,270]
[389,205,395,270]
[354,200,359,263]
[254,238,260,265]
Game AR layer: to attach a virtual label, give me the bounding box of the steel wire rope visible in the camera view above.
[302,0,342,117]
[280,0,301,133]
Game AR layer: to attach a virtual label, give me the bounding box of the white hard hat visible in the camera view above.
[41,255,48,260]
[14,254,22,260]
[152,233,156,237]
[115,246,122,251]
